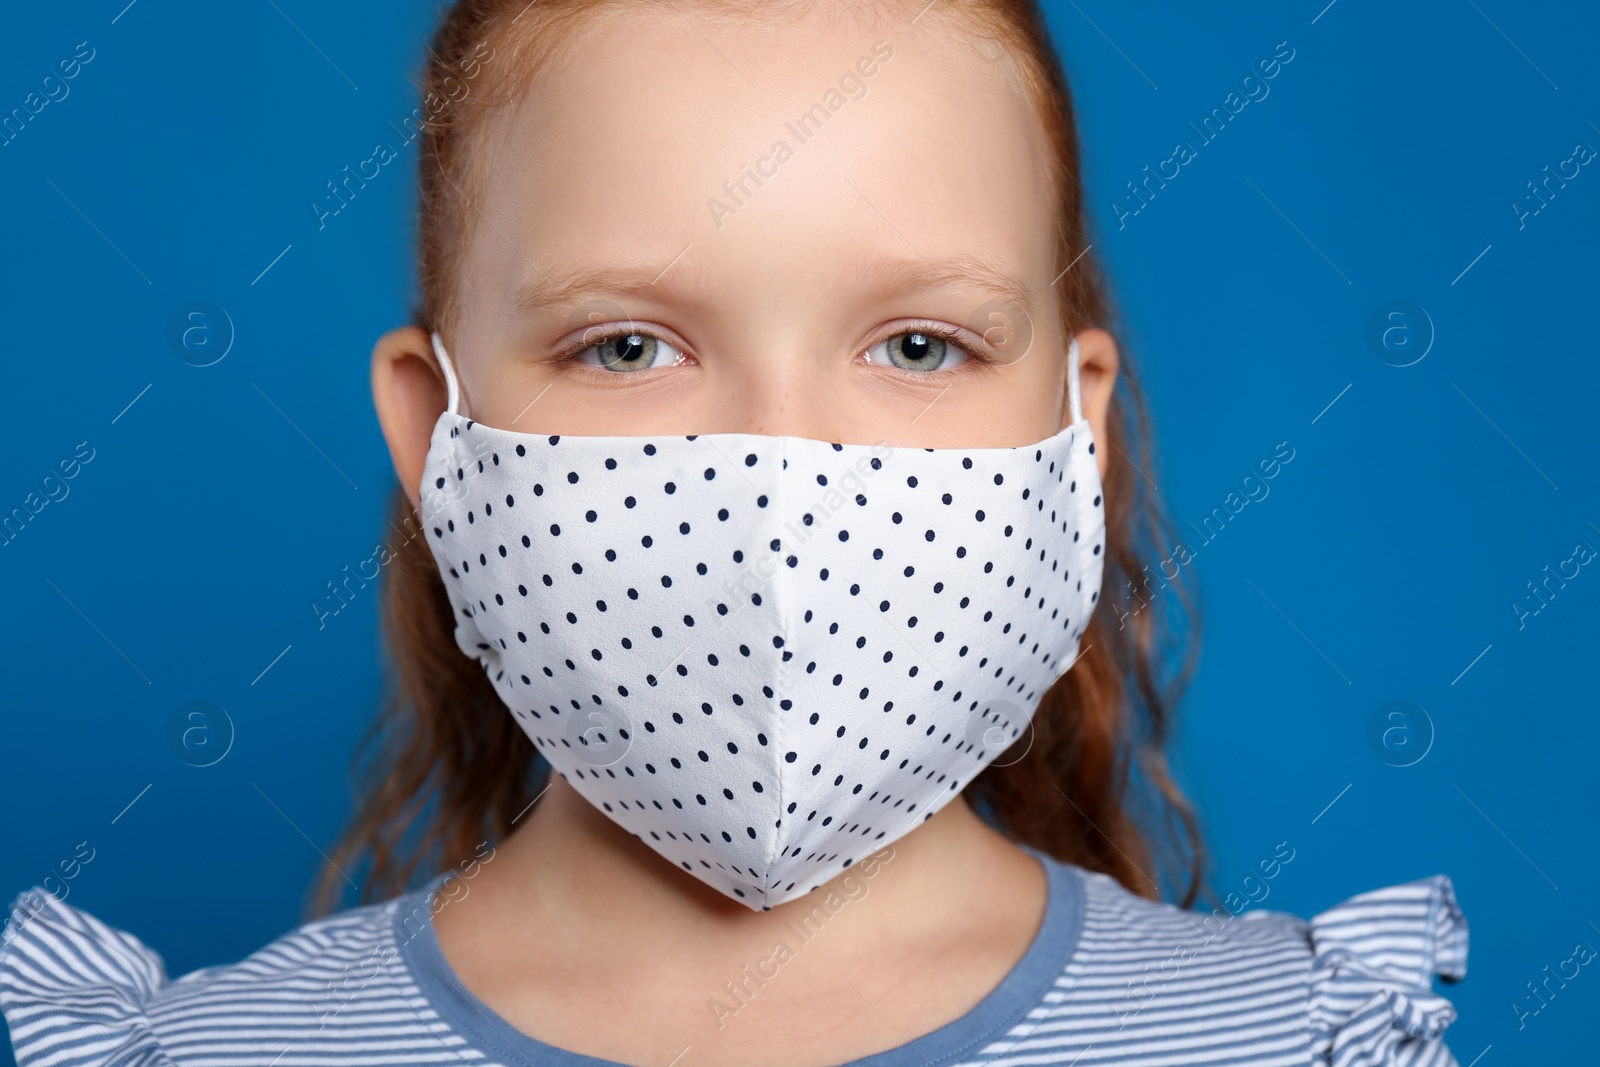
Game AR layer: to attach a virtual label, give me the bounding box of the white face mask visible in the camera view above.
[418,333,1106,910]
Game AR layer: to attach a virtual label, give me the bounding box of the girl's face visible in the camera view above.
[376,4,1117,508]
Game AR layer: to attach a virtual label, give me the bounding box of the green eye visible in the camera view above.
[869,330,971,372]
[579,332,682,372]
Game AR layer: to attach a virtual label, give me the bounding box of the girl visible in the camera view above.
[1,1,1468,1064]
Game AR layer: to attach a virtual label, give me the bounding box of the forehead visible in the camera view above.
[467,4,1058,314]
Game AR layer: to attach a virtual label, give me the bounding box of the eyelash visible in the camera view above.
[870,321,995,377]
[548,328,685,378]
[551,322,995,376]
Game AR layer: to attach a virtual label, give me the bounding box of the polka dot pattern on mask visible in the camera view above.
[419,412,1106,910]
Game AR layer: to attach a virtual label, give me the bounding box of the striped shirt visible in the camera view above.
[0,846,1468,1066]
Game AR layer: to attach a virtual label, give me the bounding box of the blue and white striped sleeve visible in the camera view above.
[1306,874,1469,1067]
[0,885,177,1067]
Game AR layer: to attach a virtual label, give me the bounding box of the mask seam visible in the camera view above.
[760,434,791,907]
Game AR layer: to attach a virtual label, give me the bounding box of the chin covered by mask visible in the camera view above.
[417,334,1106,910]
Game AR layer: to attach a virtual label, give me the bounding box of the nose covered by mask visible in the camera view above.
[417,333,1107,910]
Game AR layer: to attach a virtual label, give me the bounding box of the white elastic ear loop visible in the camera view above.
[430,332,466,419]
[1066,337,1084,425]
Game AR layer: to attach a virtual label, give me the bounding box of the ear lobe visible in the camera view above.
[371,325,448,512]
[1064,328,1119,482]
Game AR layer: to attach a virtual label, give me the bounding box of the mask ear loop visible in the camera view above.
[1066,337,1084,426]
[430,332,467,420]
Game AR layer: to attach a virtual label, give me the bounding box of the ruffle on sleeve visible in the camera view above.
[1307,874,1469,1067]
[0,885,178,1067]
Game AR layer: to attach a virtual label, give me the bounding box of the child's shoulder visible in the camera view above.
[1039,857,1470,1067]
[0,864,1470,1067]
[0,878,453,1067]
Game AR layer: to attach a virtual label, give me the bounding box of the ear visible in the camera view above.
[371,325,448,512]
[1064,327,1119,482]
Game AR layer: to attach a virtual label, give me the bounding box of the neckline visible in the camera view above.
[394,845,1084,1067]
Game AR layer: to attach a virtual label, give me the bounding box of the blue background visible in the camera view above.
[2,0,1596,1061]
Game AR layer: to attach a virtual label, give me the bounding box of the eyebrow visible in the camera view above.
[510,257,714,316]
[843,249,1037,311]
[508,248,1036,317]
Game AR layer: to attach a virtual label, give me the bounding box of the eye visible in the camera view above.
[865,329,972,373]
[575,330,685,373]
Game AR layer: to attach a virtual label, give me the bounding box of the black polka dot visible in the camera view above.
[419,411,1105,912]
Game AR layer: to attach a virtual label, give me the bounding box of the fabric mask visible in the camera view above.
[418,333,1107,910]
